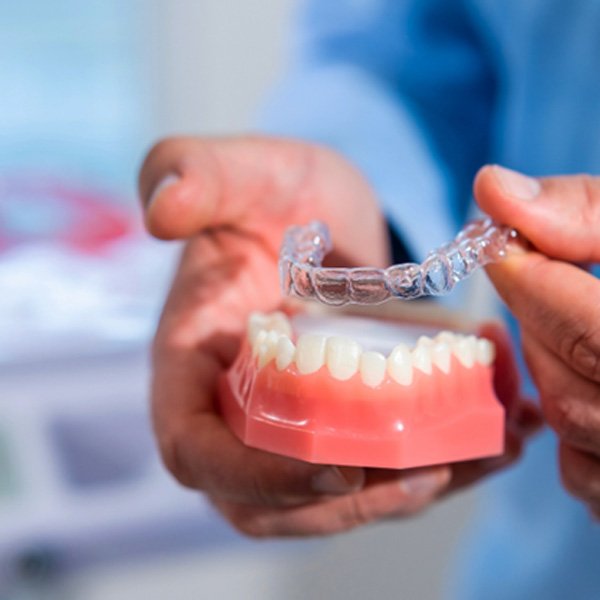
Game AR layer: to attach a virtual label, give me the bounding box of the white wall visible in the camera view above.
[149,0,295,136]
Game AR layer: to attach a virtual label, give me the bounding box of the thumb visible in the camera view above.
[137,135,387,267]
[474,165,600,262]
[138,136,309,242]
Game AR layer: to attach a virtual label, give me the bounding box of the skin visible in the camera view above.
[475,166,600,518]
[138,136,539,537]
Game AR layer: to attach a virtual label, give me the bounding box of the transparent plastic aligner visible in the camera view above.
[280,218,517,305]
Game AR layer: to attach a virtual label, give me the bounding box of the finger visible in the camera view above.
[477,322,544,434]
[477,321,521,419]
[154,231,281,351]
[153,309,367,508]
[485,250,600,384]
[474,165,600,262]
[138,136,387,266]
[522,329,600,456]
[559,442,600,507]
[212,466,451,537]
[138,136,308,240]
[156,390,366,507]
[153,262,363,509]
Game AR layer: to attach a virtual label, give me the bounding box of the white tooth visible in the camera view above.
[454,336,475,368]
[267,311,293,337]
[266,330,280,344]
[257,344,272,368]
[436,330,457,345]
[412,342,433,375]
[431,342,452,374]
[466,335,479,353]
[275,336,296,371]
[252,329,268,357]
[387,344,413,386]
[416,335,434,347]
[257,331,280,368]
[476,338,496,366]
[360,351,387,387]
[326,336,361,380]
[248,312,269,344]
[295,334,327,374]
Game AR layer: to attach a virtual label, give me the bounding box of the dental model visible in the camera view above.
[280,217,515,305]
[220,311,504,469]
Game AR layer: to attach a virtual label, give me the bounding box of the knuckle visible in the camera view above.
[248,473,278,508]
[561,325,600,382]
[545,394,600,456]
[549,399,600,459]
[337,495,377,530]
[548,396,590,446]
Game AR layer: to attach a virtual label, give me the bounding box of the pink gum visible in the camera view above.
[219,343,505,469]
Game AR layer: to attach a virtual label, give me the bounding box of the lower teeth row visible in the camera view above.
[248,314,495,388]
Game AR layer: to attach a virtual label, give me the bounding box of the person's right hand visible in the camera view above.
[138,136,539,537]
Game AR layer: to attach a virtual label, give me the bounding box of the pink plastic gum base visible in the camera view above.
[219,340,504,469]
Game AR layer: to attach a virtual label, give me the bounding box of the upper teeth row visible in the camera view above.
[247,312,495,388]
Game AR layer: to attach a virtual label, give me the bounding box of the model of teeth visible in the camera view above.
[220,310,504,469]
[246,311,495,388]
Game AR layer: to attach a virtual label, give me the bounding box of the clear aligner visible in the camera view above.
[279,218,517,305]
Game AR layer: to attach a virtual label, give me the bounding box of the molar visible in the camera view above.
[475,338,495,366]
[296,334,327,374]
[326,336,362,381]
[360,351,387,387]
[453,335,476,368]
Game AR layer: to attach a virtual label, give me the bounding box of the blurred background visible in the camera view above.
[0,1,477,598]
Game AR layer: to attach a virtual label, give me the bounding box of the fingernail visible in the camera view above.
[400,469,449,498]
[312,466,365,495]
[494,165,541,201]
[148,173,180,207]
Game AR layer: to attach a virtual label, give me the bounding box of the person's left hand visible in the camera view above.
[474,166,600,517]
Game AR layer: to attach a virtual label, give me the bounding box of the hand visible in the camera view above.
[475,165,600,516]
[138,137,537,537]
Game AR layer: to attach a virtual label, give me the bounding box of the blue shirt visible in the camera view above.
[260,1,600,598]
